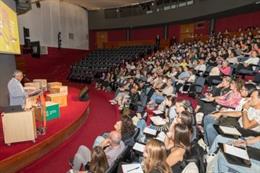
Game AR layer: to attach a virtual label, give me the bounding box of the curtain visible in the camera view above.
[18,0,89,50]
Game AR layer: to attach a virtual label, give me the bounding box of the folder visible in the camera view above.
[143,127,157,136]
[219,143,251,167]
[219,126,242,137]
[133,142,145,153]
[214,125,241,139]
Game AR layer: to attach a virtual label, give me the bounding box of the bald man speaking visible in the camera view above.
[7,70,27,106]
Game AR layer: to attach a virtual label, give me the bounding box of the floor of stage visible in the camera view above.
[0,85,90,161]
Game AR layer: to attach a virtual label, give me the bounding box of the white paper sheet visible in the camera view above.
[133,142,145,153]
[224,144,249,160]
[200,98,214,102]
[122,163,144,173]
[150,116,166,126]
[219,126,241,136]
[153,110,163,114]
[155,131,166,142]
[143,127,157,136]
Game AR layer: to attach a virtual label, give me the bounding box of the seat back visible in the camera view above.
[254,73,260,84]
[192,76,205,94]
[123,128,140,147]
[105,146,131,173]
[185,142,207,173]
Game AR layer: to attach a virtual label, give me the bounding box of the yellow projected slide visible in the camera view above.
[0,1,20,54]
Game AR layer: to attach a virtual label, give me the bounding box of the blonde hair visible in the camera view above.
[144,139,172,173]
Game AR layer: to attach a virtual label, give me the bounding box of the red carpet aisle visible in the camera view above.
[19,86,119,173]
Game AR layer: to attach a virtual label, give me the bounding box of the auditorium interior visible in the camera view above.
[0,0,260,173]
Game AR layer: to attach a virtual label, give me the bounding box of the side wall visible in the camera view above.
[18,0,89,50]
[215,10,260,32]
[88,0,257,30]
[89,10,260,49]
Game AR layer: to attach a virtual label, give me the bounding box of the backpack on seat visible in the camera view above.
[183,142,207,173]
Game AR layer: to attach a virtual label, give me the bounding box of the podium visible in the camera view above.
[2,110,36,145]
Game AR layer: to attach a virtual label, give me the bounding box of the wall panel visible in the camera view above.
[18,0,89,50]
[107,29,127,42]
[215,11,260,32]
[131,26,164,40]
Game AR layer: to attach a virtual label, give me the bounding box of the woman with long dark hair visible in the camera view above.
[166,124,191,173]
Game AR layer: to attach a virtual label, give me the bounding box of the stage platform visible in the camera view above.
[0,86,90,173]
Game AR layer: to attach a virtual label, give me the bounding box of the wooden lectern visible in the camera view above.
[2,110,36,145]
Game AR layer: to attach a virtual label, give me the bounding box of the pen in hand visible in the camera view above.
[127,166,140,172]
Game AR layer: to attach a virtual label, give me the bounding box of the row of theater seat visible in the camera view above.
[68,45,153,83]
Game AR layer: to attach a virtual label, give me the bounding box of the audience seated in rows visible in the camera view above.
[69,26,260,173]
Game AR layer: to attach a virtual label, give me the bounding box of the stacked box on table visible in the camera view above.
[33,79,47,91]
[46,93,67,107]
[49,86,68,95]
[24,86,37,92]
[24,82,40,90]
[47,82,62,91]
[32,81,41,90]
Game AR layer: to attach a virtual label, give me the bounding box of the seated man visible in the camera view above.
[71,131,125,171]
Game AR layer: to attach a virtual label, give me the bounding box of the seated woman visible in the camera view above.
[157,96,176,121]
[75,146,109,173]
[109,78,135,106]
[165,124,191,173]
[150,77,174,104]
[167,100,194,123]
[198,78,243,115]
[207,60,232,86]
[70,146,109,173]
[165,110,196,149]
[143,139,172,173]
[93,115,136,147]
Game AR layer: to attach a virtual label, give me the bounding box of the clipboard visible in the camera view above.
[219,143,251,167]
[214,125,241,139]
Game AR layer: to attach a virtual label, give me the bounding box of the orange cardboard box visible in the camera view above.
[46,93,67,107]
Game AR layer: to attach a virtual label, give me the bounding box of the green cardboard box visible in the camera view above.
[46,101,60,121]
